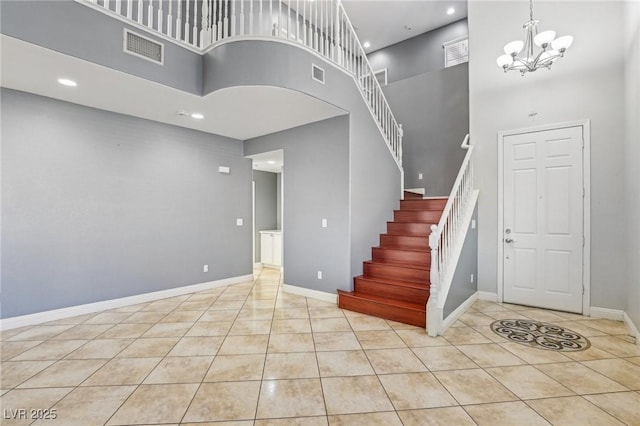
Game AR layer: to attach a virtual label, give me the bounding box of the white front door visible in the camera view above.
[502,126,584,313]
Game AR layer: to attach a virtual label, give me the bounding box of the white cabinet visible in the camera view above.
[260,230,282,268]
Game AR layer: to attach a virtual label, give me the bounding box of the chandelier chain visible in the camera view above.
[529,0,534,22]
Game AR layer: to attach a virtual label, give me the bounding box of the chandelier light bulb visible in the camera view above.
[551,35,574,52]
[504,40,524,56]
[533,30,556,47]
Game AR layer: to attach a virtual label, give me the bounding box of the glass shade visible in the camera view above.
[533,30,556,47]
[504,40,524,55]
[496,54,513,68]
[551,35,574,51]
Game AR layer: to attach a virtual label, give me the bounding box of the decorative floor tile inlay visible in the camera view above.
[491,319,590,352]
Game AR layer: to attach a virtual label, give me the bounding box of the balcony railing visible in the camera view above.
[80,0,403,168]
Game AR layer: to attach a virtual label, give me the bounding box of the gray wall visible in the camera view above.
[253,171,278,262]
[1,89,252,318]
[368,19,468,84]
[245,117,351,293]
[206,40,401,286]
[624,0,640,330]
[469,1,627,312]
[444,204,478,318]
[383,63,469,195]
[0,0,202,95]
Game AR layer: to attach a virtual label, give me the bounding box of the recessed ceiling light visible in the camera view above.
[191,113,204,119]
[57,78,77,87]
[363,41,371,49]
[447,7,455,15]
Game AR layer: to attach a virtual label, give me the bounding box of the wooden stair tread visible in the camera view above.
[337,290,426,311]
[355,275,429,290]
[363,260,430,272]
[374,246,429,253]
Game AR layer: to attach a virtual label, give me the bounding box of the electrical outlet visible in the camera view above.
[236,218,243,226]
[321,219,328,228]
[203,264,209,273]
[317,271,323,279]
[418,173,423,180]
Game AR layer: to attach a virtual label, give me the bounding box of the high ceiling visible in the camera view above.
[342,0,468,53]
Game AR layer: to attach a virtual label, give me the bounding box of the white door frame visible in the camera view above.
[497,120,591,315]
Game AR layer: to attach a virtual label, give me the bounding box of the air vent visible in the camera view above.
[312,64,325,84]
[443,36,469,68]
[124,29,164,65]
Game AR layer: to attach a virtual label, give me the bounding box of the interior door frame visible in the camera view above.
[497,120,591,315]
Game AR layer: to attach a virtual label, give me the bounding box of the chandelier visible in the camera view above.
[496,0,573,75]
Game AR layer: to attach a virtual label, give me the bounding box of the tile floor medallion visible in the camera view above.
[1,267,638,425]
[491,319,591,351]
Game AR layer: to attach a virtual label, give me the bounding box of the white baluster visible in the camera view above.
[277,0,281,37]
[201,0,209,47]
[115,0,121,15]
[238,0,244,36]
[210,0,215,44]
[184,0,190,42]
[295,0,299,42]
[147,0,154,28]
[176,0,182,40]
[127,0,133,18]
[218,0,224,40]
[192,0,198,45]
[303,0,307,46]
[137,0,143,23]
[320,0,324,55]
[259,0,263,35]
[223,0,229,39]
[286,0,290,39]
[269,0,272,36]
[157,0,163,32]
[250,0,254,34]
[105,0,110,11]
[230,0,236,36]
[167,0,173,37]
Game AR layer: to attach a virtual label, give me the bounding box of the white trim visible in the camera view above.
[589,307,625,321]
[623,312,639,344]
[0,274,254,330]
[282,283,337,304]
[405,188,425,195]
[253,263,263,268]
[477,291,499,302]
[441,292,479,333]
[497,120,591,315]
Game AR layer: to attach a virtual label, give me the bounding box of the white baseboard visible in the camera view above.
[623,312,639,345]
[282,283,337,304]
[477,291,498,302]
[253,263,262,268]
[0,274,254,331]
[404,187,425,195]
[590,306,625,321]
[441,292,479,333]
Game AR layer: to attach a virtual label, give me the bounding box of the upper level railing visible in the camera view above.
[80,0,403,167]
[427,134,478,336]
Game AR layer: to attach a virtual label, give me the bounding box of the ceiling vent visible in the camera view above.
[124,29,164,65]
[312,64,325,84]
[443,36,469,68]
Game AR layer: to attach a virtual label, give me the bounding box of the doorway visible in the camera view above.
[498,121,590,314]
[247,150,284,274]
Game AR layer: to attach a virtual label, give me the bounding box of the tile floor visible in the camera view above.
[1,268,639,425]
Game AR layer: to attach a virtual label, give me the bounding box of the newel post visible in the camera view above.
[427,224,441,336]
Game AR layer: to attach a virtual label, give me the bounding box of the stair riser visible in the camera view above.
[364,262,429,284]
[394,210,442,223]
[338,292,426,328]
[354,278,429,304]
[372,247,431,267]
[380,234,429,249]
[387,222,433,236]
[400,199,447,210]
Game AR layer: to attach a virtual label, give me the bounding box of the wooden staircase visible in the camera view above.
[338,193,447,328]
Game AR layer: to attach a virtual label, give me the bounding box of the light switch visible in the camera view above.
[321,219,328,228]
[471,219,476,229]
[418,173,423,180]
[317,271,323,279]
[203,265,208,272]
[236,218,243,226]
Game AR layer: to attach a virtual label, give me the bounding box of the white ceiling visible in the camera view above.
[342,0,468,52]
[0,35,346,141]
[247,150,285,173]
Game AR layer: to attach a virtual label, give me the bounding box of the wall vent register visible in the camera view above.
[443,37,469,68]
[124,29,164,65]
[312,64,325,84]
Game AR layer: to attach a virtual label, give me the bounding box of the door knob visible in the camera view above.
[505,238,514,243]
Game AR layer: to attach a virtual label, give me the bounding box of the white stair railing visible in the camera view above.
[427,134,478,336]
[79,0,403,168]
